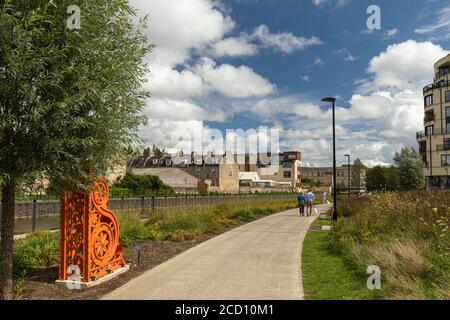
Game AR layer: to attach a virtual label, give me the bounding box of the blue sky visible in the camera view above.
[130,0,450,166]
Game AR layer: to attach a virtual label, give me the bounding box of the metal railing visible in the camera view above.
[423,80,450,94]
[417,127,450,139]
[2,193,298,235]
[436,144,450,151]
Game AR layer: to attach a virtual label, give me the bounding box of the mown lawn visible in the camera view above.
[302,229,377,300]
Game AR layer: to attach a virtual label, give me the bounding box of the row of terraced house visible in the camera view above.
[128,151,366,194]
[128,151,303,193]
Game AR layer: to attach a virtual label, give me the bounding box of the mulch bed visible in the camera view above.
[21,233,216,300]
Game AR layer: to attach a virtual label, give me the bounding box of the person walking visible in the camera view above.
[306,190,315,217]
[322,191,327,204]
[297,192,306,216]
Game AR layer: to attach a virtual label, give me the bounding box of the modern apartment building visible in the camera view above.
[417,54,450,189]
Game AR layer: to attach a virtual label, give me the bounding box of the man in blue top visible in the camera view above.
[305,190,315,217]
[297,192,306,216]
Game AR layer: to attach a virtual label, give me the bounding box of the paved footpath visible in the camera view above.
[102,204,331,300]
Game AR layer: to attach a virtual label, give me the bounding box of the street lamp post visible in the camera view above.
[345,154,351,197]
[322,97,337,221]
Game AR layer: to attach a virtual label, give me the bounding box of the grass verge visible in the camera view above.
[331,192,450,300]
[302,226,378,300]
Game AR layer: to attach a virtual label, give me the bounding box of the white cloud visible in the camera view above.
[148,67,205,99]
[195,58,276,98]
[132,0,234,68]
[415,6,450,35]
[334,48,356,62]
[361,40,448,91]
[314,57,325,66]
[300,75,310,82]
[211,37,258,57]
[143,98,227,122]
[383,28,399,39]
[209,24,322,58]
[311,0,352,8]
[248,40,449,166]
[249,25,322,54]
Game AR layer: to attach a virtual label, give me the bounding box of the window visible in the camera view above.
[446,107,450,134]
[445,139,450,150]
[446,90,450,102]
[425,125,434,136]
[441,155,450,166]
[424,95,433,107]
[284,171,292,178]
[152,159,158,165]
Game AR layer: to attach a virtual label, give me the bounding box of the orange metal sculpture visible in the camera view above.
[59,179,126,283]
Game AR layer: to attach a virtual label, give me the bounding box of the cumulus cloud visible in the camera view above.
[248,25,322,54]
[148,67,205,99]
[247,40,449,167]
[210,37,258,57]
[132,0,234,67]
[360,40,448,91]
[209,24,322,58]
[195,58,276,98]
[143,98,227,122]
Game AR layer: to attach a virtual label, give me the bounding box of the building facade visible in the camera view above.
[236,151,302,190]
[129,153,240,193]
[417,54,450,189]
[302,165,366,193]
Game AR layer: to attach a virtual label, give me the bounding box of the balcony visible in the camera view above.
[424,114,435,124]
[437,144,450,151]
[417,131,426,140]
[417,127,450,140]
[423,80,450,94]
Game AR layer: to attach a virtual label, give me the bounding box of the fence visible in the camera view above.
[1,194,296,235]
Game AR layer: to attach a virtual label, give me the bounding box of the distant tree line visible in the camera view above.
[366,147,425,191]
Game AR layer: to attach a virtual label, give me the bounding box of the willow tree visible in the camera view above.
[0,0,152,299]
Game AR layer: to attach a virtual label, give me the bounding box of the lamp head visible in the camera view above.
[321,97,336,103]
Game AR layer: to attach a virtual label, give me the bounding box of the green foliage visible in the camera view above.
[393,147,426,191]
[117,212,151,246]
[112,172,174,196]
[366,148,425,192]
[13,231,60,274]
[0,0,153,189]
[366,166,399,191]
[331,192,450,299]
[147,199,298,241]
[352,158,367,189]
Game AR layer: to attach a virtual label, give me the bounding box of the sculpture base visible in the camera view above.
[56,265,130,289]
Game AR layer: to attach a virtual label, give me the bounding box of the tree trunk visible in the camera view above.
[0,181,16,300]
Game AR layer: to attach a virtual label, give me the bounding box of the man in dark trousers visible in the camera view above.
[297,192,306,216]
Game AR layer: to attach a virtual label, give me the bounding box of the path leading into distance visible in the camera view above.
[102,204,331,300]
